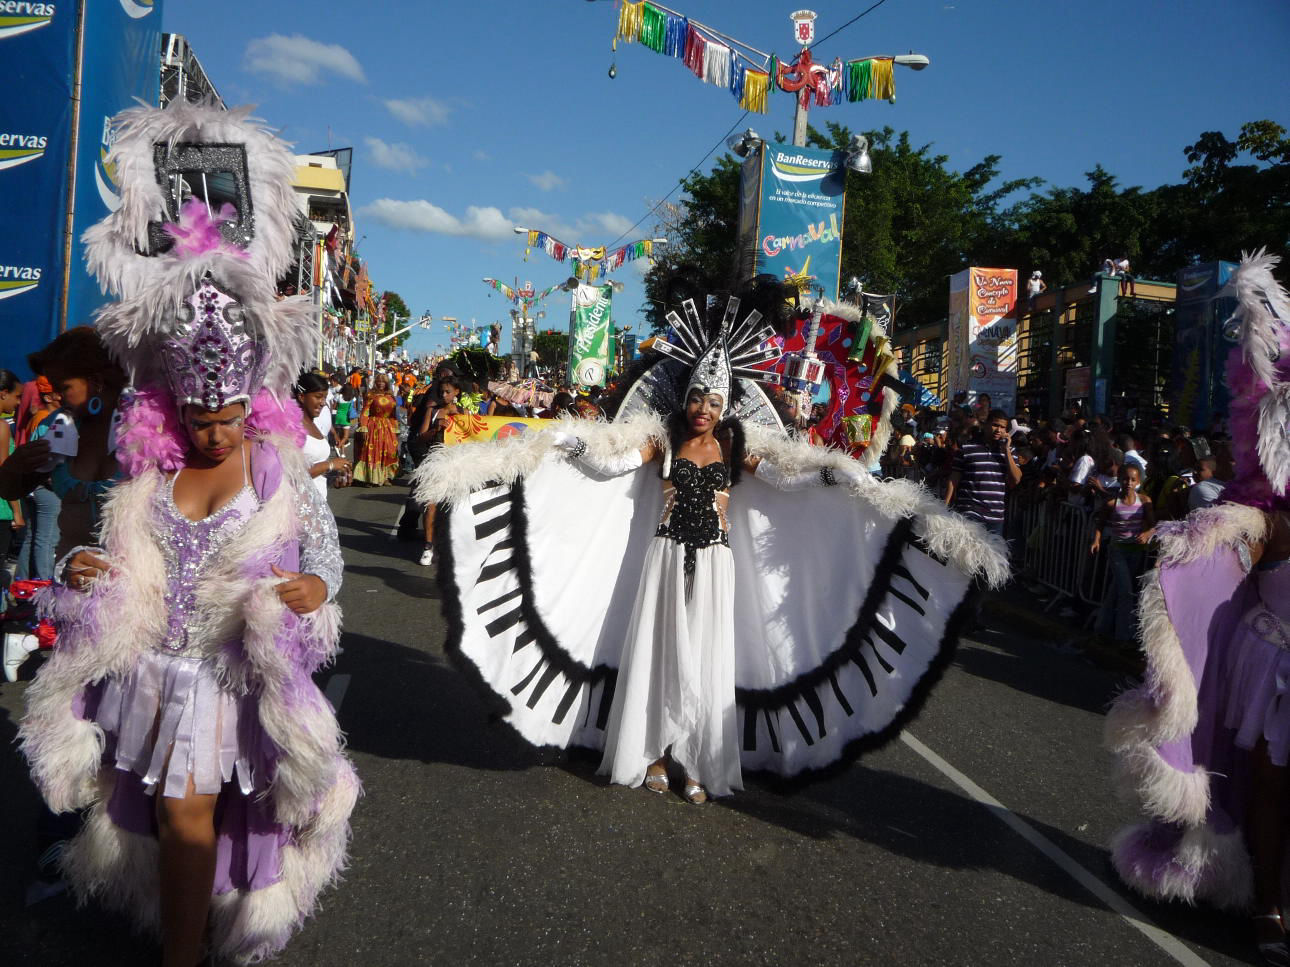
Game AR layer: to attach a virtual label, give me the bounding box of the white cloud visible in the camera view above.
[472,149,491,161]
[359,199,512,239]
[243,34,365,86]
[364,136,427,174]
[360,200,639,246]
[511,207,637,243]
[581,211,636,238]
[383,96,451,127]
[526,170,566,192]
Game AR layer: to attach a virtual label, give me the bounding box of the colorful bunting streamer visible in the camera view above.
[614,1,771,114]
[614,1,897,113]
[481,278,564,308]
[523,229,657,280]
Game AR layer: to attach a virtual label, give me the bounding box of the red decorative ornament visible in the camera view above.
[776,48,829,108]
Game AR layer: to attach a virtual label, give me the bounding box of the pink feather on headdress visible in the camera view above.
[162,197,249,259]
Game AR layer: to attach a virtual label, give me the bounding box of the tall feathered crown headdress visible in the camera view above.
[85,100,317,411]
[1220,249,1290,509]
[618,294,784,427]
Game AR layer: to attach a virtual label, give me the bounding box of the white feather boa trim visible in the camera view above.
[1105,503,1265,840]
[414,411,1009,586]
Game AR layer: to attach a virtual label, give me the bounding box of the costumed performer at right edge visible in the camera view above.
[416,274,1009,802]
[18,101,358,966]
[1105,252,1290,966]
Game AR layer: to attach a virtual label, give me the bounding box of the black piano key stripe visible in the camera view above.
[526,662,563,709]
[477,586,521,615]
[475,511,511,540]
[511,656,544,696]
[478,557,517,582]
[485,607,524,638]
[553,679,583,725]
[471,490,511,514]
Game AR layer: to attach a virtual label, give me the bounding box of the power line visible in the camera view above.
[605,110,749,250]
[809,0,893,51]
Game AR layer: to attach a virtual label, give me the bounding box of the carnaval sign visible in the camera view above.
[442,414,548,447]
[947,267,1018,415]
[736,141,846,300]
[568,283,613,387]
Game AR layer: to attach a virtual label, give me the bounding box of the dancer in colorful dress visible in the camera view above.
[353,372,399,485]
[19,101,358,966]
[1105,252,1290,966]
[416,277,1008,798]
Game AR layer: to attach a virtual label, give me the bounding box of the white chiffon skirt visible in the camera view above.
[95,650,259,799]
[599,537,741,797]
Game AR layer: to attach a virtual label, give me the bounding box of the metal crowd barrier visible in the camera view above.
[1010,497,1113,614]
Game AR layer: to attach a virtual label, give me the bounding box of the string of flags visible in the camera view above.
[615,1,770,114]
[522,230,658,281]
[612,1,896,113]
[481,278,564,306]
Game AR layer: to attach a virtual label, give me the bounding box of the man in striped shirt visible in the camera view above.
[944,409,1021,538]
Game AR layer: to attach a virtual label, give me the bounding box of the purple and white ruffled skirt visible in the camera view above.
[95,650,262,799]
[1223,606,1290,767]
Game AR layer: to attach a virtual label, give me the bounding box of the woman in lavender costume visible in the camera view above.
[1105,252,1290,966]
[18,100,358,966]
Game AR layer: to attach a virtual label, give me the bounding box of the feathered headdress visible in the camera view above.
[86,100,316,410]
[614,272,788,430]
[1220,249,1290,509]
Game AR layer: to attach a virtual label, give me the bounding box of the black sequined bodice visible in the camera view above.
[656,457,730,583]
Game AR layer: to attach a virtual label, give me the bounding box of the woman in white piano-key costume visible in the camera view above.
[416,280,1009,800]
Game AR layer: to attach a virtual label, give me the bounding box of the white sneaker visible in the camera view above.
[418,545,435,567]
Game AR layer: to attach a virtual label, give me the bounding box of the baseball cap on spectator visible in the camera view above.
[899,434,916,447]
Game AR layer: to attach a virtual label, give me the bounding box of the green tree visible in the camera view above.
[643,120,1288,340]
[533,330,569,370]
[381,291,411,348]
[642,122,1038,333]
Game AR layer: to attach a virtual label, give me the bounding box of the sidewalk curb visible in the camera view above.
[981,592,1144,677]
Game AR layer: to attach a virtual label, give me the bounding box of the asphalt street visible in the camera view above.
[0,479,1253,966]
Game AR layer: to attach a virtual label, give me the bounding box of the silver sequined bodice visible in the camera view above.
[155,474,258,655]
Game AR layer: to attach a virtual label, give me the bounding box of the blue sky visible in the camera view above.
[162,0,1289,359]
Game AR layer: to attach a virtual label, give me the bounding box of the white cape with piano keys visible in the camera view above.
[415,412,1009,784]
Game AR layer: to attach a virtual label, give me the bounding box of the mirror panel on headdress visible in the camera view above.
[148,142,254,254]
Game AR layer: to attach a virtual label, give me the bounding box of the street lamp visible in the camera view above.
[845,134,873,174]
[726,128,763,157]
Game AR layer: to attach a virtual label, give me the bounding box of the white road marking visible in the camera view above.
[900,730,1210,967]
[324,673,351,712]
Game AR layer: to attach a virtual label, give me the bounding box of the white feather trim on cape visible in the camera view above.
[415,412,1008,587]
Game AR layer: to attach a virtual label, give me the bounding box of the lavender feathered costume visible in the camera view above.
[1106,251,1290,910]
[18,101,358,963]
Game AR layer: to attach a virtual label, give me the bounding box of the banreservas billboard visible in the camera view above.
[736,141,846,300]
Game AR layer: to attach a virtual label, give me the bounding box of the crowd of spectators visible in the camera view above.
[875,389,1232,646]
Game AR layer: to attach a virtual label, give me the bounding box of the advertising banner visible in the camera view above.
[946,271,970,404]
[0,0,76,374]
[66,0,163,328]
[735,141,846,300]
[1170,260,1237,428]
[443,414,547,447]
[568,283,612,386]
[947,267,1019,413]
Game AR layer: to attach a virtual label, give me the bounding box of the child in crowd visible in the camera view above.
[1090,463,1154,645]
